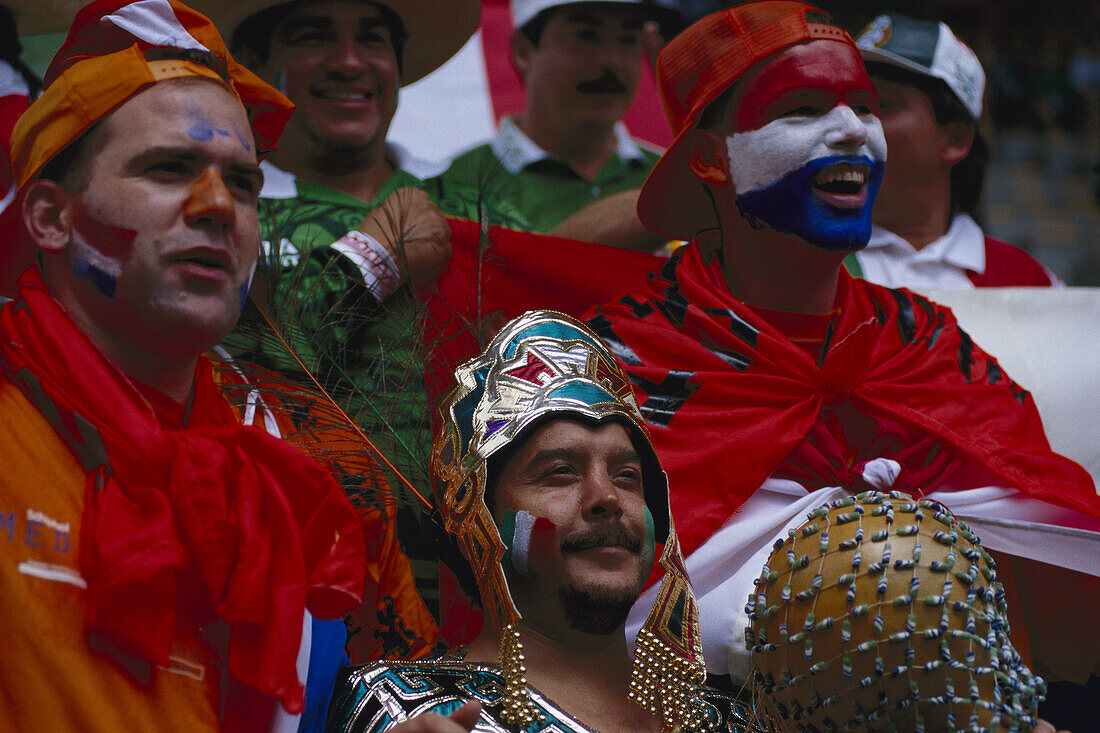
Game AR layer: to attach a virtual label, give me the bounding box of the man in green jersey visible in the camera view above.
[430,0,675,251]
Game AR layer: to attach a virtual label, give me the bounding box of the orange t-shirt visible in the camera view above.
[0,376,223,732]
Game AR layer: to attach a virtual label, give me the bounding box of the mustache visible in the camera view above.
[575,70,628,94]
[561,522,642,554]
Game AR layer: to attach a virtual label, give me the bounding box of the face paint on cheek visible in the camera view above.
[69,204,138,298]
[726,107,884,193]
[239,261,257,312]
[643,506,656,558]
[500,510,557,575]
[71,242,118,298]
[271,70,287,96]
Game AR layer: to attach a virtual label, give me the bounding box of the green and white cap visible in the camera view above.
[856,13,984,121]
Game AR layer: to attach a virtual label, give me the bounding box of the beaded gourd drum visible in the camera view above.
[745,491,1045,732]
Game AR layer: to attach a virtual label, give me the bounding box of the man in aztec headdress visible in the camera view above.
[328,310,752,732]
[0,0,373,730]
[585,0,1100,725]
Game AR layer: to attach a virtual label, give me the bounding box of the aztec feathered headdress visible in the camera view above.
[433,310,712,730]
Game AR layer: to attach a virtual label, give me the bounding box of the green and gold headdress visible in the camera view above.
[433,310,712,730]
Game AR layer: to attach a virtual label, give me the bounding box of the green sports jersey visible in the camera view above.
[222,164,434,497]
[429,117,661,233]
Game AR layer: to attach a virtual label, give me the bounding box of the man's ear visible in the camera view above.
[685,129,730,186]
[21,180,73,254]
[942,120,975,167]
[511,31,534,78]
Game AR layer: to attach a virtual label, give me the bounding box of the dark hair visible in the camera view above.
[866,61,987,216]
[694,82,739,131]
[36,124,99,192]
[0,4,42,98]
[231,0,409,77]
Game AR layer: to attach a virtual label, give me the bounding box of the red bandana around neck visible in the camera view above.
[0,267,366,715]
[590,243,1098,559]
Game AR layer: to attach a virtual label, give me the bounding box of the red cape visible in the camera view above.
[588,243,1099,559]
[424,219,666,405]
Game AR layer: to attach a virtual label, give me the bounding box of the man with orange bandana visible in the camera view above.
[586,0,1100,716]
[0,1,368,730]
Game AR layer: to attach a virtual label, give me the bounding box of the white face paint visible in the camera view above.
[71,226,124,280]
[725,105,887,195]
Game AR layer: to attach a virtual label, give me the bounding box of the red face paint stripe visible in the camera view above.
[71,201,138,260]
[735,41,877,132]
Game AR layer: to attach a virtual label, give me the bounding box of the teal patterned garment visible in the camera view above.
[328,651,755,732]
[222,168,434,497]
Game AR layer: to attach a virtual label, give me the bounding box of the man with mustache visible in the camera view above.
[0,1,367,730]
[327,311,749,732]
[430,0,674,250]
[586,0,1100,713]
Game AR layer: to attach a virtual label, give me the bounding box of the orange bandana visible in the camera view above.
[9,0,292,188]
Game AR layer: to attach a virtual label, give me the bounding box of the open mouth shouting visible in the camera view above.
[811,161,871,208]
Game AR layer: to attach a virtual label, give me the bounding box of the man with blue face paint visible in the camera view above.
[588,0,1100,706]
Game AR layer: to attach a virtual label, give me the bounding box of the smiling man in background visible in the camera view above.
[206,0,479,482]
[197,0,481,634]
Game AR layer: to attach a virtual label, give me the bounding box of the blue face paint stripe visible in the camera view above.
[72,258,117,298]
[735,156,885,252]
[233,124,253,154]
[238,280,251,313]
[187,108,232,143]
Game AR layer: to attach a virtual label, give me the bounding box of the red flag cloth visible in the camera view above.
[588,243,1099,560]
[425,218,665,403]
[0,268,366,715]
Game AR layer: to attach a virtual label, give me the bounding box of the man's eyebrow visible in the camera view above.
[610,446,642,464]
[228,161,264,185]
[131,147,262,179]
[564,11,604,25]
[525,445,641,467]
[357,17,391,32]
[527,447,581,465]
